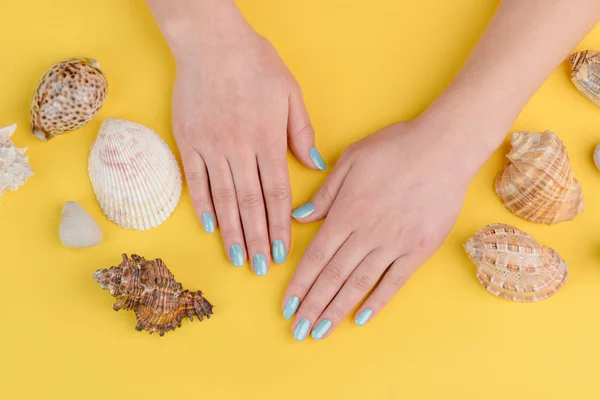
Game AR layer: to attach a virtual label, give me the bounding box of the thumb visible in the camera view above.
[291,159,350,223]
[288,89,327,171]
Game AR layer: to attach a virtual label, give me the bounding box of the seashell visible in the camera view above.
[88,118,182,230]
[93,254,214,336]
[464,223,568,302]
[59,201,102,248]
[0,124,34,205]
[594,143,600,172]
[568,50,600,106]
[31,57,108,141]
[495,130,583,224]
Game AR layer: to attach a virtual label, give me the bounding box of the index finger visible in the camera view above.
[281,216,351,319]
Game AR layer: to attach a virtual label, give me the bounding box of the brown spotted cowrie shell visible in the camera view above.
[30,57,108,141]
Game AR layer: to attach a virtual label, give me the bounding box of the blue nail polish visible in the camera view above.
[309,147,327,171]
[355,309,373,327]
[283,296,300,319]
[201,212,215,233]
[229,244,244,267]
[253,253,268,276]
[294,318,311,341]
[311,319,332,340]
[291,202,315,219]
[272,240,287,264]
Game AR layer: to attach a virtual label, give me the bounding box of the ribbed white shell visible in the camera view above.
[88,118,182,230]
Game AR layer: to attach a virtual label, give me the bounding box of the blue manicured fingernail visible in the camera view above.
[309,147,327,171]
[283,296,300,319]
[355,309,373,327]
[294,318,311,341]
[291,202,315,219]
[311,319,332,340]
[201,212,215,233]
[253,253,268,276]
[229,244,244,267]
[272,240,287,264]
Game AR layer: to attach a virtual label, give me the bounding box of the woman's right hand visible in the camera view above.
[169,10,325,276]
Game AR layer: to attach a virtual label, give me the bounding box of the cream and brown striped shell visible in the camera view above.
[495,130,583,225]
[568,50,600,106]
[464,224,568,302]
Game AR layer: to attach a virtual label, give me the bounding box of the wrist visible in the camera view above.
[418,76,530,173]
[415,86,516,179]
[148,0,258,63]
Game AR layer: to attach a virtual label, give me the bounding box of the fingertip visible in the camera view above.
[272,240,287,264]
[229,244,245,267]
[355,308,374,327]
[201,212,215,234]
[309,147,327,171]
[291,202,315,219]
[252,253,268,276]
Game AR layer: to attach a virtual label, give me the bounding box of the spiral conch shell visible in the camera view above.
[0,124,34,205]
[569,50,600,106]
[495,130,583,224]
[94,254,214,336]
[88,118,182,230]
[464,224,568,302]
[31,58,108,141]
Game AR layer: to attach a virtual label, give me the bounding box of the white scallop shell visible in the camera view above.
[0,124,34,205]
[88,118,182,230]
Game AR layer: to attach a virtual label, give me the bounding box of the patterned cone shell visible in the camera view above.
[464,224,568,302]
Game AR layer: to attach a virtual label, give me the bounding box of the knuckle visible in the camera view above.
[288,282,308,296]
[245,237,266,250]
[322,266,346,285]
[389,272,410,290]
[265,185,290,204]
[303,248,327,266]
[174,123,193,141]
[349,272,374,292]
[219,227,241,240]
[212,187,236,205]
[327,307,346,323]
[239,191,263,208]
[302,302,323,317]
[184,168,203,185]
[315,184,335,205]
[294,123,315,139]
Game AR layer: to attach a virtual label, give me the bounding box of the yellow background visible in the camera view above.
[1,0,600,398]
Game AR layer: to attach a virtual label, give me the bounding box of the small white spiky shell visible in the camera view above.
[0,124,34,205]
[88,118,182,230]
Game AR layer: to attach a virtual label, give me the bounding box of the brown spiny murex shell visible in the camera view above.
[31,57,108,141]
[94,254,213,336]
[495,130,583,224]
[464,224,568,302]
[568,50,600,106]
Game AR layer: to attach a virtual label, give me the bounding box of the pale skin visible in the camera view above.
[146,0,600,340]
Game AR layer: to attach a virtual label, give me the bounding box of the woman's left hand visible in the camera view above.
[282,117,480,341]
